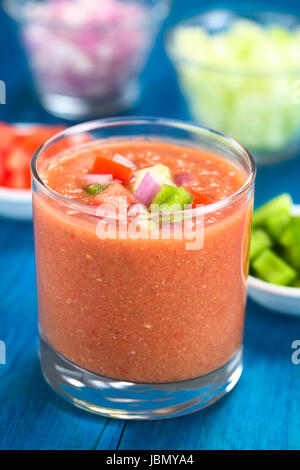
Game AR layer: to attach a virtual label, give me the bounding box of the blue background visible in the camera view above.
[0,0,299,450]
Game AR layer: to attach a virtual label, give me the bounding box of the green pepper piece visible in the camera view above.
[151,184,177,206]
[291,279,300,288]
[151,184,193,212]
[252,249,297,286]
[263,209,291,240]
[252,194,292,228]
[85,183,108,195]
[250,229,272,261]
[279,217,300,270]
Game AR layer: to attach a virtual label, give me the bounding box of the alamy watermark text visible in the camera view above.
[0,340,6,365]
[0,80,6,104]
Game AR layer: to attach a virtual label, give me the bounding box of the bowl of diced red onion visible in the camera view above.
[5,0,170,119]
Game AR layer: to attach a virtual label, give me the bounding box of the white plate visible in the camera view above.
[0,123,38,221]
[248,204,300,316]
[0,186,32,221]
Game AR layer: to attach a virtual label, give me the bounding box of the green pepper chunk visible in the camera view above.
[151,184,176,206]
[263,209,291,240]
[292,279,300,288]
[252,194,292,228]
[279,217,300,270]
[151,184,193,212]
[252,249,297,286]
[250,229,272,261]
[85,183,108,195]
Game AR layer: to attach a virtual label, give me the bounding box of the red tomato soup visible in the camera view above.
[33,139,253,383]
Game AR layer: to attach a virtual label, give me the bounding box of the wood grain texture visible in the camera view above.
[0,0,300,451]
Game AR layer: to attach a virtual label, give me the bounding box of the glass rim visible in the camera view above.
[4,0,171,33]
[166,7,300,77]
[31,116,256,219]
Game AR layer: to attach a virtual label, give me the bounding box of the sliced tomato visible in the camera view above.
[91,181,136,210]
[92,156,132,185]
[185,187,214,208]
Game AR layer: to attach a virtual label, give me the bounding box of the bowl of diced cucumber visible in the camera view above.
[167,8,300,165]
[248,194,300,315]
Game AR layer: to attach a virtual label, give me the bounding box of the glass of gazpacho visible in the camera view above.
[31,117,256,419]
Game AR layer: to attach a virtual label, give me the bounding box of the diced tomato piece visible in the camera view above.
[0,123,16,169]
[5,168,31,189]
[91,181,136,211]
[20,125,66,155]
[0,155,6,186]
[185,188,214,207]
[5,146,30,172]
[92,156,132,185]
[0,123,72,189]
[0,123,91,189]
[0,122,15,152]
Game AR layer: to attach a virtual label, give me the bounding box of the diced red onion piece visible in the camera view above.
[113,153,137,170]
[84,174,113,186]
[174,173,194,186]
[134,172,161,206]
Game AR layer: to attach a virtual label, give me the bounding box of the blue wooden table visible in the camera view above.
[0,0,300,450]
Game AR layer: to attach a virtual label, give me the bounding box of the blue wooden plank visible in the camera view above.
[117,302,300,450]
[1,0,300,451]
[0,221,125,450]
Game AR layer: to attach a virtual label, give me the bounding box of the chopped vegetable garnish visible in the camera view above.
[91,181,137,210]
[150,183,175,206]
[84,174,113,186]
[250,193,300,287]
[134,172,161,206]
[0,122,67,189]
[250,229,272,261]
[252,194,292,227]
[279,217,300,270]
[169,21,300,152]
[129,164,174,194]
[263,209,291,240]
[92,156,133,184]
[185,187,214,207]
[252,249,297,286]
[113,154,137,170]
[292,279,300,288]
[151,184,193,212]
[85,183,108,195]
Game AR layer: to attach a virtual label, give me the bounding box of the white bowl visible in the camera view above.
[248,204,300,316]
[0,186,32,221]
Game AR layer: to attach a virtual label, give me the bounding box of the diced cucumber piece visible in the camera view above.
[169,21,300,151]
[252,249,297,286]
[279,217,300,270]
[252,194,292,227]
[250,229,272,261]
